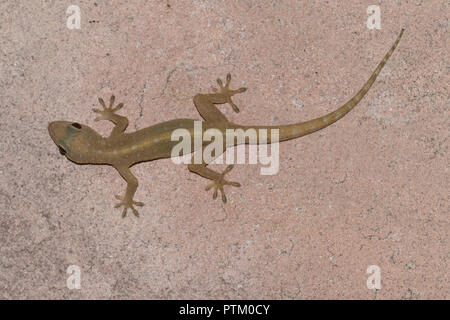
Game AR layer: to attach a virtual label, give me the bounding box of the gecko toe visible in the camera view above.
[131,207,139,217]
[133,201,144,207]
[225,73,232,87]
[98,97,107,108]
[219,186,227,203]
[232,87,247,94]
[227,99,240,113]
[226,181,241,187]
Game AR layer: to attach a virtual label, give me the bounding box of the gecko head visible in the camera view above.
[48,121,103,164]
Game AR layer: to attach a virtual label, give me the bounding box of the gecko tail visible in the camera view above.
[277,28,404,142]
[238,28,404,143]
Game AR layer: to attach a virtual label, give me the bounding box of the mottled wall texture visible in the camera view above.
[1,1,448,299]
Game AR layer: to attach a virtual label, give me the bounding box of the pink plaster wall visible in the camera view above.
[0,0,448,299]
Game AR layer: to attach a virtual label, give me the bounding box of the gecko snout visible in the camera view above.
[48,121,65,144]
[48,121,72,156]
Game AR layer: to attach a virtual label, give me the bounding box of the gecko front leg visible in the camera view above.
[93,95,129,138]
[114,166,144,217]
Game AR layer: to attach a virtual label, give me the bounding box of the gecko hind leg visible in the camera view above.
[205,165,241,203]
[188,162,241,203]
[193,73,247,123]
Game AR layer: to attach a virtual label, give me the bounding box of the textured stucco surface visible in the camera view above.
[0,0,448,299]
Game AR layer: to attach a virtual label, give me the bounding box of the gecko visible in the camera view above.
[48,29,404,217]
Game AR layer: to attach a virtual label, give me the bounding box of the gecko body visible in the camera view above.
[48,29,404,217]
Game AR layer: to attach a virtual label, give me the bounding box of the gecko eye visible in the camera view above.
[58,146,67,155]
[71,122,82,129]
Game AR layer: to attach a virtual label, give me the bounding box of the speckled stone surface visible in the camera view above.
[0,1,448,299]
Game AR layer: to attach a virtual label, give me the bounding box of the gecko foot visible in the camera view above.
[93,95,124,121]
[205,165,241,203]
[213,73,247,113]
[114,195,144,217]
